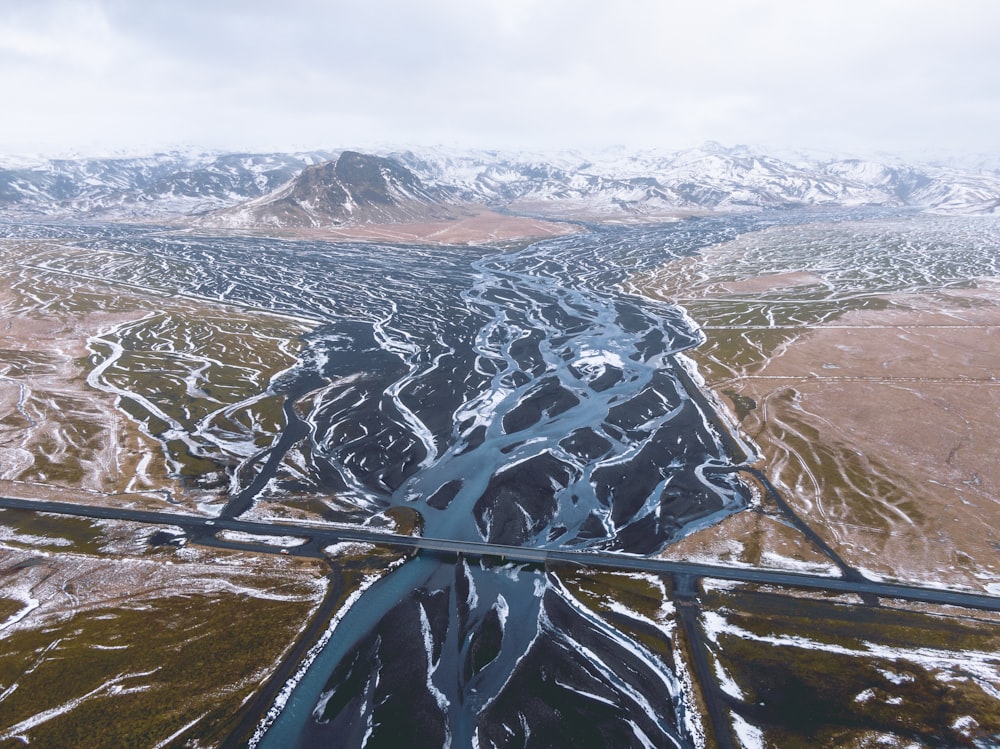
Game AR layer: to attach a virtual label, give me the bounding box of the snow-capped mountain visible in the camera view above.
[391,144,1000,216]
[1,143,998,223]
[200,151,466,229]
[0,150,336,219]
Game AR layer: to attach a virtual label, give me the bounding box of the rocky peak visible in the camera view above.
[202,150,462,228]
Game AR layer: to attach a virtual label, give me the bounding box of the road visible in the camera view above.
[2,495,999,612]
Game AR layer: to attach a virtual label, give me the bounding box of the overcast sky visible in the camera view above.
[2,0,998,159]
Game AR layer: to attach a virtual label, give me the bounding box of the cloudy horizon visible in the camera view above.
[2,0,999,162]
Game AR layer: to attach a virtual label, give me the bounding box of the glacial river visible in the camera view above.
[11,207,1000,747]
[67,216,779,747]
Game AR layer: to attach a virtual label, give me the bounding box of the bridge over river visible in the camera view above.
[4,495,998,613]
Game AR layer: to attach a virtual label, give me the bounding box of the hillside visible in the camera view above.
[201,151,469,229]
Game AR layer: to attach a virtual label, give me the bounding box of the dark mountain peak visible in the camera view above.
[203,150,461,228]
[336,150,414,181]
[332,151,422,205]
[288,161,349,209]
[285,151,430,213]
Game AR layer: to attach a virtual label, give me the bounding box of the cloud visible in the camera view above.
[2,0,999,158]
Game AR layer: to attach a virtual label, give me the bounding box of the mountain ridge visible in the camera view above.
[2,143,998,223]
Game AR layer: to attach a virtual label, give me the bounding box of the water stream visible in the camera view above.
[74,217,771,747]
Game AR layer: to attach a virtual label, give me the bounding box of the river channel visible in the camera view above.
[74,215,781,747]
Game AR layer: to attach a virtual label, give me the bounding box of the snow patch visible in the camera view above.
[731,713,764,749]
[217,530,307,548]
[323,542,376,557]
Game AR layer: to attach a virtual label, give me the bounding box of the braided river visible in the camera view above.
[27,215,791,747]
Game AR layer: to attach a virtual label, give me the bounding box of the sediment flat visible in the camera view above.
[193,209,577,245]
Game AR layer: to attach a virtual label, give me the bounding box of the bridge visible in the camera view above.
[3,495,999,612]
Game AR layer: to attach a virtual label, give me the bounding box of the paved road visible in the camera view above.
[676,601,738,749]
[3,495,1000,612]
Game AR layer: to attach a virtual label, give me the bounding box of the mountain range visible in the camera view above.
[1,142,998,225]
